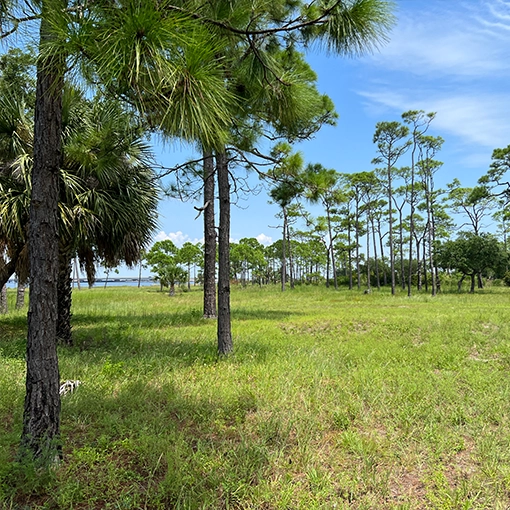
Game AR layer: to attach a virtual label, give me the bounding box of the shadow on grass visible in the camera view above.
[4,377,272,509]
[0,314,28,360]
[73,306,301,328]
[1,303,300,366]
[232,307,301,321]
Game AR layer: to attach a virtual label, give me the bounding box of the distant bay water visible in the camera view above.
[5,278,157,289]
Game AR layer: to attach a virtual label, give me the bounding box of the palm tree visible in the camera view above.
[57,93,159,344]
[0,84,33,290]
[0,86,159,344]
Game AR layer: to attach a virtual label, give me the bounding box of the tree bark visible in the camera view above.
[287,222,295,290]
[216,150,233,355]
[408,172,416,297]
[347,217,353,290]
[16,282,26,309]
[423,242,428,292]
[370,216,380,290]
[281,208,287,291]
[0,284,7,314]
[355,200,361,290]
[203,148,217,318]
[57,246,73,346]
[387,165,395,295]
[366,210,371,292]
[398,209,405,290]
[326,209,338,290]
[20,10,64,464]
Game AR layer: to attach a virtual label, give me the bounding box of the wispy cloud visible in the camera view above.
[359,89,510,150]
[369,1,510,78]
[357,0,510,155]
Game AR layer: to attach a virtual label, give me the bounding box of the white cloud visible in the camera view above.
[256,233,273,246]
[152,231,202,246]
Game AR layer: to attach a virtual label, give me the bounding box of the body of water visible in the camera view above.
[5,278,156,289]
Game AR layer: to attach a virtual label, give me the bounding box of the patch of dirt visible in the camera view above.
[387,467,428,508]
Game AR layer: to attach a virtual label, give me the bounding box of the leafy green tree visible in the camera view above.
[0,84,159,345]
[191,0,395,355]
[447,180,493,236]
[146,240,187,295]
[436,232,507,292]
[178,242,202,290]
[493,206,510,256]
[482,145,510,189]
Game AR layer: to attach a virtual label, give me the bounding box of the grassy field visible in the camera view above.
[1,284,510,509]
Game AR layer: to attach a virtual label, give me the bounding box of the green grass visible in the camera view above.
[2,284,510,509]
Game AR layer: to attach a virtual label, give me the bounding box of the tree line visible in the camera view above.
[146,118,510,296]
[262,112,510,296]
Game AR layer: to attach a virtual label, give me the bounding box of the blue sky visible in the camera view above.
[117,0,510,276]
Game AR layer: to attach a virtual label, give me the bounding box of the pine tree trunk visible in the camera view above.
[203,148,217,318]
[57,247,73,346]
[371,217,380,290]
[281,208,287,291]
[408,172,415,297]
[423,242,428,292]
[287,222,295,290]
[378,225,387,286]
[16,283,26,309]
[216,150,233,355]
[0,284,7,314]
[366,213,371,291]
[355,201,361,290]
[20,10,64,463]
[399,211,405,290]
[415,237,422,291]
[348,220,353,290]
[327,209,338,290]
[387,166,395,295]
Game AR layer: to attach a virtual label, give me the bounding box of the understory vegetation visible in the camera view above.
[2,285,510,509]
